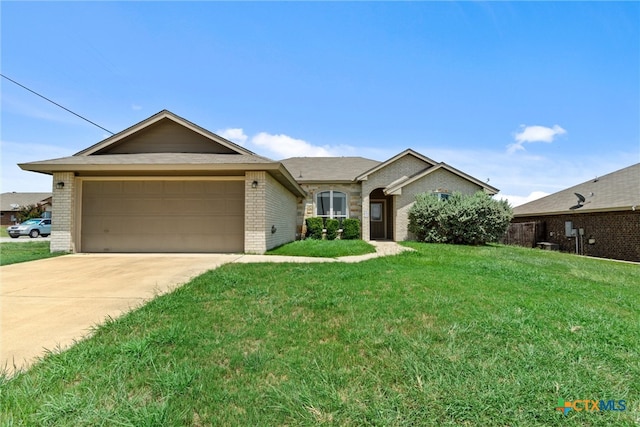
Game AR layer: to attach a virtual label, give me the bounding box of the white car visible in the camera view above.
[7,218,52,238]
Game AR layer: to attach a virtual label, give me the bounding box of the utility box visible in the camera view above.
[565,221,576,237]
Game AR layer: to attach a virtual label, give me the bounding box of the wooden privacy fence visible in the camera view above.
[502,221,541,248]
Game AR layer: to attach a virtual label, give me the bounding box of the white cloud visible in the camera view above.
[217,128,248,145]
[1,140,74,193]
[250,132,335,158]
[507,124,566,154]
[131,104,142,111]
[498,191,549,207]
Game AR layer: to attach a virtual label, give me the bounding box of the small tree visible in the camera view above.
[305,217,324,240]
[341,218,361,240]
[408,192,512,245]
[16,204,46,223]
[325,218,340,240]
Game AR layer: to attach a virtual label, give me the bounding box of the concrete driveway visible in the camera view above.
[1,253,240,374]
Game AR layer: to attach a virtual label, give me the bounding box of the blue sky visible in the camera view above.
[2,1,638,206]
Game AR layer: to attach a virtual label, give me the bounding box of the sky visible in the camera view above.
[1,1,638,206]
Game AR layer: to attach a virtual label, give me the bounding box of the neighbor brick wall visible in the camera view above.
[51,172,75,253]
[512,211,640,262]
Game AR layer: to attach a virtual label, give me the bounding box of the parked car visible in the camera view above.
[7,218,51,238]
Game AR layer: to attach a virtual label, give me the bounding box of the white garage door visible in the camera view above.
[81,180,244,252]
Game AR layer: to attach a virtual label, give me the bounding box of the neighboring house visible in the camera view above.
[19,110,498,254]
[507,163,640,262]
[0,192,52,226]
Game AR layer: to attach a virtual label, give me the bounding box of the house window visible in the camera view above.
[316,191,347,221]
[434,190,450,201]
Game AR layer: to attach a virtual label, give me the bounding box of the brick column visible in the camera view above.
[51,172,75,252]
[244,171,267,254]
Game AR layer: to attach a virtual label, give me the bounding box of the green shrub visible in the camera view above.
[325,218,340,240]
[341,218,361,240]
[408,191,513,245]
[305,217,324,240]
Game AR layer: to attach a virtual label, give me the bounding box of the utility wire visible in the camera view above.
[1,73,114,134]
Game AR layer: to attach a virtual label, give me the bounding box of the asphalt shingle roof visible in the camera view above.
[0,192,52,211]
[513,163,640,216]
[280,157,381,182]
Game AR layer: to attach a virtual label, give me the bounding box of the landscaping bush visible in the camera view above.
[305,217,324,240]
[408,191,513,245]
[325,218,340,240]
[341,218,361,240]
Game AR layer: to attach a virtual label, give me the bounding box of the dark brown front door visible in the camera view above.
[370,200,386,239]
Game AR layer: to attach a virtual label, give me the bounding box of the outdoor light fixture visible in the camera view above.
[56,181,65,189]
[251,180,258,188]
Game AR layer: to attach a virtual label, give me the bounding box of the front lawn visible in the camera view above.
[267,238,376,258]
[0,242,66,266]
[1,244,638,426]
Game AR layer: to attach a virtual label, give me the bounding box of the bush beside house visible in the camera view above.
[304,218,362,240]
[408,192,512,245]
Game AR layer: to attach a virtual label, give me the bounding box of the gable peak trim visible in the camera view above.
[75,110,255,157]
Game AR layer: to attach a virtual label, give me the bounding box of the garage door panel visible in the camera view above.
[82,180,244,253]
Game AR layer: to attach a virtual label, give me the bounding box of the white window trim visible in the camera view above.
[315,190,349,220]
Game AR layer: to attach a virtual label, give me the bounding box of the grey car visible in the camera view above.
[7,218,52,238]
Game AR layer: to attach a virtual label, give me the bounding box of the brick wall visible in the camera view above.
[264,173,297,251]
[362,154,431,240]
[295,182,362,236]
[512,211,640,262]
[361,156,484,241]
[244,171,298,254]
[51,172,76,252]
[396,168,483,241]
[244,171,266,254]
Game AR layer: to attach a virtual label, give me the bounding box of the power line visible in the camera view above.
[1,73,114,135]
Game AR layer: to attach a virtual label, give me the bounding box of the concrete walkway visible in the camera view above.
[0,241,411,375]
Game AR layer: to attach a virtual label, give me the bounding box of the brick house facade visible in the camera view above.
[20,110,498,254]
[508,163,640,262]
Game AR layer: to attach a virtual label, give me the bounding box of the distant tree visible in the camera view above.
[408,192,513,245]
[16,204,46,223]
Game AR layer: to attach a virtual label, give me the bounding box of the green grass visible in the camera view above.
[1,244,638,426]
[267,239,376,258]
[0,226,9,238]
[0,242,67,266]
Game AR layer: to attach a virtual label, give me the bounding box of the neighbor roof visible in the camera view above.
[0,192,52,211]
[281,157,381,182]
[513,163,640,216]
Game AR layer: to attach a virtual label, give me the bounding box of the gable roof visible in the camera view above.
[0,192,52,211]
[280,157,381,182]
[356,149,437,181]
[384,163,499,195]
[76,110,256,156]
[513,163,640,216]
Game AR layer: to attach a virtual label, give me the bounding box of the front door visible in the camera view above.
[370,200,386,239]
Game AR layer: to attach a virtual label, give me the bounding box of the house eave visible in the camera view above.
[514,206,637,217]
